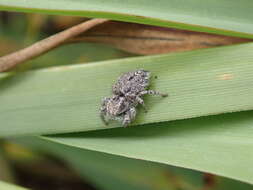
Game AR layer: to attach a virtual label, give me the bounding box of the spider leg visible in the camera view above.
[100,110,108,125]
[125,92,148,112]
[122,107,136,127]
[136,96,147,112]
[100,97,109,125]
[140,90,168,97]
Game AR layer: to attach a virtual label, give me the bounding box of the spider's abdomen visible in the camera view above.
[113,69,150,96]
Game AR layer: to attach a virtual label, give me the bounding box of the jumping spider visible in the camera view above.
[100,69,168,127]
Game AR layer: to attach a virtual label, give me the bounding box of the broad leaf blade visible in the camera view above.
[0,0,253,38]
[16,137,200,190]
[15,137,253,190]
[0,43,253,136]
[47,110,253,184]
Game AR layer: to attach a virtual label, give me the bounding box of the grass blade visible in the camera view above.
[0,43,253,136]
[47,110,253,184]
[0,0,253,38]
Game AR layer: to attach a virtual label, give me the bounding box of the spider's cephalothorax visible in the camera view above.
[100,69,168,127]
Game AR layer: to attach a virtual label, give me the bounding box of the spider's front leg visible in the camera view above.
[100,97,109,125]
[122,107,136,127]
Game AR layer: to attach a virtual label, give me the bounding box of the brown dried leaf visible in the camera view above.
[70,21,251,55]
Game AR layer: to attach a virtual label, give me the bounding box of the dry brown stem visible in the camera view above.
[0,18,108,72]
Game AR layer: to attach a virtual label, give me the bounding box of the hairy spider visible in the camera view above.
[100,69,168,127]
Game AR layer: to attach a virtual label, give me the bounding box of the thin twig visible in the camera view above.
[0,18,108,72]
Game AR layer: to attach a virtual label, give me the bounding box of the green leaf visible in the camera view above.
[46,110,253,184]
[15,137,253,190]
[16,137,201,190]
[0,181,28,190]
[0,0,253,38]
[1,43,253,136]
